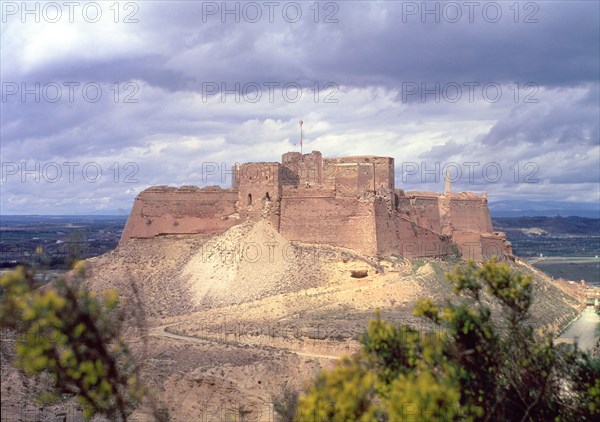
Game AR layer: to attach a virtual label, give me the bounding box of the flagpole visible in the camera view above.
[299,120,303,154]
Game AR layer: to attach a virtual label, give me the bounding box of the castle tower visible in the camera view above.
[444,168,451,196]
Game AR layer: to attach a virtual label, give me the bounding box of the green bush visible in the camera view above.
[297,260,600,421]
[0,264,144,420]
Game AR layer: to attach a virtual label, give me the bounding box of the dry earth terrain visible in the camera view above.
[0,221,587,421]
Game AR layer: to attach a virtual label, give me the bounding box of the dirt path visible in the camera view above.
[557,306,600,351]
[148,321,342,361]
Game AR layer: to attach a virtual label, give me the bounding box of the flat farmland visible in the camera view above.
[527,257,600,287]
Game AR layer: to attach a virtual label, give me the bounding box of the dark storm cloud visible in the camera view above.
[156,1,597,93]
[145,1,598,89]
[1,0,598,213]
[6,2,598,92]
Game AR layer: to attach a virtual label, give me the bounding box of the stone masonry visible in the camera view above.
[120,151,512,261]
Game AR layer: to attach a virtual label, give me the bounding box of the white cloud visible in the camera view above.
[0,1,598,214]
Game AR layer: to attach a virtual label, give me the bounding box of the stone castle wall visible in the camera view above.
[279,196,378,256]
[281,185,335,198]
[323,156,394,190]
[120,186,238,240]
[480,234,509,261]
[236,162,282,227]
[374,199,450,258]
[452,231,485,261]
[119,150,511,261]
[282,151,323,186]
[396,193,443,234]
[447,196,494,233]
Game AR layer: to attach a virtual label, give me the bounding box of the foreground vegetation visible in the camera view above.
[0,263,144,420]
[297,261,600,421]
[1,260,599,421]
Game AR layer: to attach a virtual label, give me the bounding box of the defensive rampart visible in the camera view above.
[119,150,511,261]
[279,196,378,256]
[121,186,238,240]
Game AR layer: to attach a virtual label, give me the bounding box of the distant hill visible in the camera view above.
[489,200,600,218]
[0,215,128,225]
[0,209,130,218]
[492,216,600,236]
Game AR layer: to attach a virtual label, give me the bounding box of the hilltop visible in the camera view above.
[1,219,587,420]
[120,151,512,262]
[88,220,583,420]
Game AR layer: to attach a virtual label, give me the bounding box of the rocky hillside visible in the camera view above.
[84,220,383,317]
[1,220,586,421]
[83,220,583,327]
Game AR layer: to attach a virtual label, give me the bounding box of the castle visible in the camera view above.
[120,151,512,261]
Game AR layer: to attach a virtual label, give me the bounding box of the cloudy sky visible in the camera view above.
[1,0,598,214]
